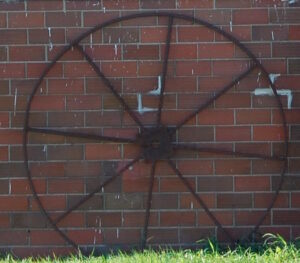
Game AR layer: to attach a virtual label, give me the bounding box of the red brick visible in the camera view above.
[29,28,65,44]
[215,94,251,108]
[198,176,233,191]
[216,126,251,141]
[141,27,176,43]
[47,145,83,161]
[30,163,64,177]
[213,60,251,76]
[273,210,300,225]
[11,179,46,194]
[0,13,6,28]
[0,196,28,211]
[178,0,213,8]
[291,193,300,208]
[195,9,231,25]
[0,112,9,127]
[0,63,25,78]
[236,109,271,124]
[253,126,285,141]
[48,79,84,94]
[177,26,214,42]
[253,160,283,174]
[270,9,300,24]
[9,46,45,61]
[215,159,251,175]
[103,0,139,9]
[27,62,63,78]
[31,196,66,211]
[68,230,102,245]
[0,146,8,161]
[0,130,22,144]
[48,46,84,61]
[85,144,121,160]
[140,0,176,8]
[199,43,234,59]
[123,44,159,60]
[66,95,101,110]
[216,25,252,41]
[160,211,196,226]
[253,25,289,41]
[48,179,84,194]
[147,229,178,244]
[124,211,158,227]
[162,110,196,125]
[30,230,65,245]
[166,44,195,60]
[83,11,118,27]
[103,27,139,43]
[28,0,63,10]
[215,0,251,7]
[289,25,300,40]
[0,231,28,245]
[233,9,268,25]
[175,61,211,76]
[102,61,137,77]
[235,176,270,191]
[9,12,44,28]
[254,193,289,208]
[160,177,195,192]
[0,214,10,228]
[178,160,213,175]
[123,177,159,193]
[198,211,233,226]
[236,211,270,226]
[217,193,252,208]
[46,12,81,27]
[86,212,122,227]
[179,127,214,142]
[64,62,97,78]
[30,95,65,111]
[180,228,214,243]
[273,43,300,57]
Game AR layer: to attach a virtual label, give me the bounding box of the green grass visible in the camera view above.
[1,234,300,262]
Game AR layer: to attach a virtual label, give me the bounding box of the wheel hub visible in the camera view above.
[138,126,174,161]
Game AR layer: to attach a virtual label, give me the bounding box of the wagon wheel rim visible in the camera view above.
[23,11,288,252]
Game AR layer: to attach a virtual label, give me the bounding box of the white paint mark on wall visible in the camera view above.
[137,93,155,114]
[269,73,281,84]
[148,75,162,95]
[271,31,275,41]
[254,88,293,109]
[230,20,233,32]
[48,27,53,51]
[63,0,66,13]
[13,88,17,116]
[114,44,118,56]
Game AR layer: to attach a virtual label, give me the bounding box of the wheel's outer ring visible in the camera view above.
[23,11,288,252]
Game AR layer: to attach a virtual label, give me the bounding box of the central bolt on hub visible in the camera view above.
[137,126,174,161]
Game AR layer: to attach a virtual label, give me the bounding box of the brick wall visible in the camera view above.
[0,0,299,257]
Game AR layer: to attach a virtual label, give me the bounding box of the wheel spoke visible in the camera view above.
[53,155,142,225]
[75,44,145,131]
[173,144,285,161]
[141,160,157,250]
[156,16,174,127]
[167,159,235,244]
[173,63,257,132]
[27,127,136,144]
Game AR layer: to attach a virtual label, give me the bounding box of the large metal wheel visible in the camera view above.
[23,12,288,253]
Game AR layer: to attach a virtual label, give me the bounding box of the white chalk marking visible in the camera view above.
[137,93,155,114]
[253,88,293,109]
[148,75,162,95]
